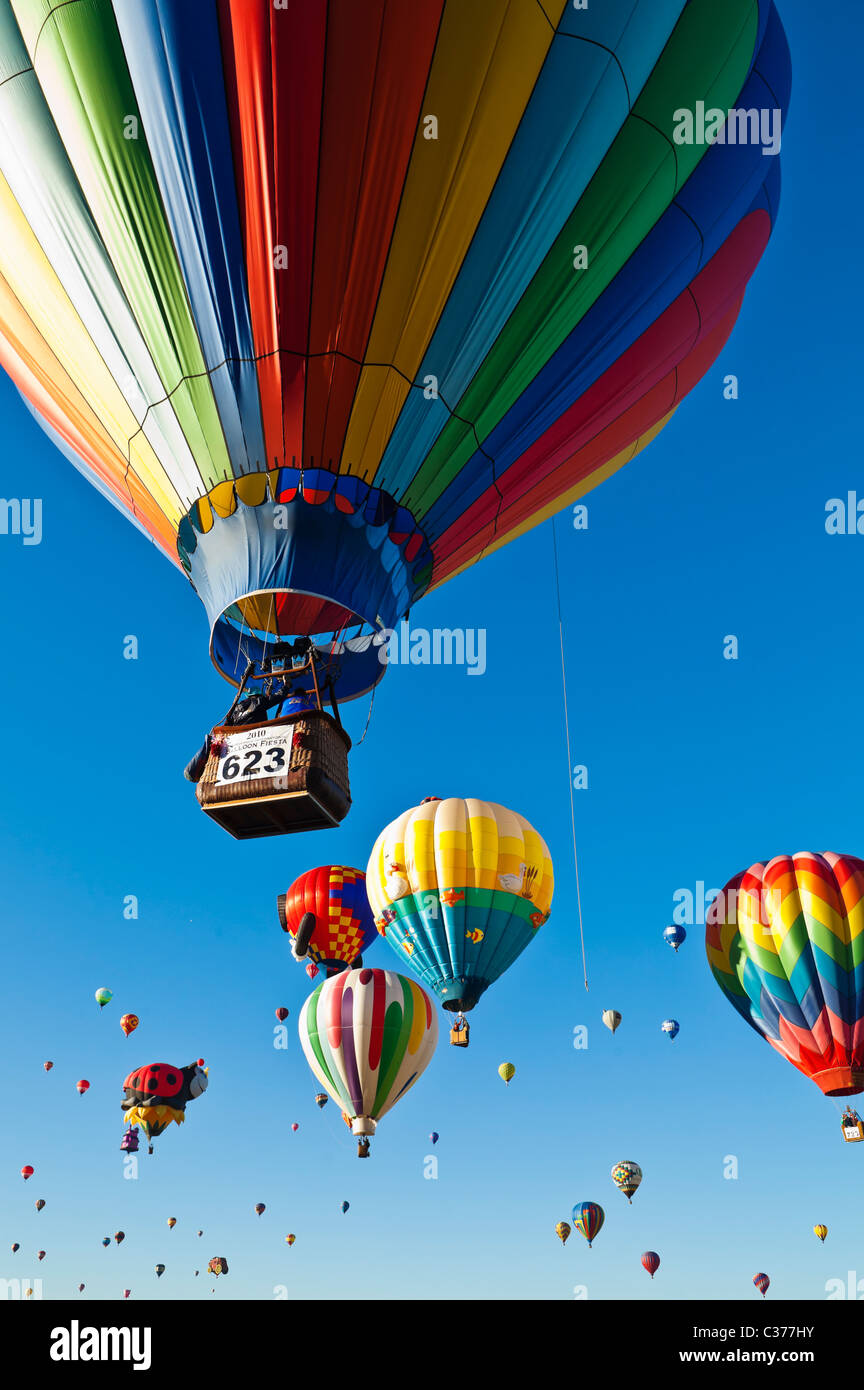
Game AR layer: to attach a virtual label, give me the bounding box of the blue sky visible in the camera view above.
[0,0,862,1302]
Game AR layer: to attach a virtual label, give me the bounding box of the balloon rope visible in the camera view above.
[551,518,589,991]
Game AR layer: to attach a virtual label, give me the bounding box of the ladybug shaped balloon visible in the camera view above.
[121,1059,208,1153]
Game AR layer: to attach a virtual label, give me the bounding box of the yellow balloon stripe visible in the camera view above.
[342,0,566,480]
[0,168,181,522]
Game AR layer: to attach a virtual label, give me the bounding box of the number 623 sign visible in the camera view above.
[214,726,292,785]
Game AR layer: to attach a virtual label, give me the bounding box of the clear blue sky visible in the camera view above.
[0,0,860,1303]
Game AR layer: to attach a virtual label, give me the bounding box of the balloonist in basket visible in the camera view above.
[0,4,790,844]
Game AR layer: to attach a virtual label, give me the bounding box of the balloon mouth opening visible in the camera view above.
[440,979,487,1012]
[812,1067,864,1097]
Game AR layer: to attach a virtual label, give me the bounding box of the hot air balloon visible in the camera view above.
[121,1059,208,1152]
[20,1167,33,1180]
[602,1010,621,1035]
[299,967,438,1156]
[123,1290,131,1300]
[285,1234,296,1247]
[367,798,553,1020]
[95,988,113,1009]
[120,1013,139,1037]
[101,1238,110,1249]
[37,1251,45,1262]
[814,1225,828,1243]
[753,1273,770,1298]
[208,1257,228,1278]
[197,1231,203,1238]
[120,1126,139,1153]
[43,1061,53,1072]
[275,1007,289,1023]
[663,924,687,952]
[498,1063,516,1086]
[35,1199,45,1212]
[429,1132,439,1145]
[11,1244,19,1254]
[341,1202,350,1215]
[254,1204,265,1217]
[76,1079,91,1096]
[155,1264,165,1278]
[0,1,790,844]
[77,1284,85,1293]
[661,1019,679,1041]
[114,1232,125,1246]
[315,1093,328,1109]
[611,1161,642,1203]
[277,866,376,974]
[555,1222,570,1247]
[291,1123,299,1132]
[572,1202,604,1248]
[707,853,864,1098]
[306,963,320,981]
[642,1251,660,1279]
[167,1218,177,1230]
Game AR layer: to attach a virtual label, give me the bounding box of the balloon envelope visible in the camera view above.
[707,853,864,1096]
[555,1222,570,1246]
[601,1010,621,1034]
[661,1019,679,1041]
[0,3,789,701]
[611,1161,642,1201]
[300,967,437,1140]
[367,798,553,1012]
[814,1225,828,1243]
[278,866,376,972]
[753,1273,770,1297]
[498,1063,516,1085]
[642,1251,660,1278]
[572,1202,604,1247]
[95,988,113,1008]
[120,1014,139,1037]
[663,925,687,951]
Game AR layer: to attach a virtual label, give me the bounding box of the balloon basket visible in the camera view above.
[449,1024,470,1047]
[196,710,351,838]
[842,1122,864,1143]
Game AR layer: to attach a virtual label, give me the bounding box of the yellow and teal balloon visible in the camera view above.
[298,967,438,1149]
[367,797,553,1013]
[95,987,113,1009]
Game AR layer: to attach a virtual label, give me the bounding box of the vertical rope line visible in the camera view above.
[551,517,589,991]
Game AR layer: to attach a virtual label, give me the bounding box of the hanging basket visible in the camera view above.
[196,710,351,838]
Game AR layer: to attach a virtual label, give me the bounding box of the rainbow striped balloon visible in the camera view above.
[298,967,438,1141]
[706,852,864,1097]
[572,1201,605,1248]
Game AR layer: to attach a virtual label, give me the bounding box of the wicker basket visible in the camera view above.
[196,710,351,838]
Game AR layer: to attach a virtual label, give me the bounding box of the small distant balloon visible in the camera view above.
[102,1238,110,1248]
[37,1251,45,1262]
[305,962,319,981]
[572,1202,604,1248]
[124,1290,131,1299]
[167,1218,177,1229]
[291,1123,299,1132]
[114,1232,125,1245]
[43,1061,53,1072]
[814,1225,828,1243]
[275,1007,289,1022]
[76,1079,90,1096]
[20,1166,33,1180]
[663,924,686,952]
[197,1230,203,1238]
[661,1019,679,1041]
[120,1014,139,1037]
[315,1093,328,1109]
[35,1199,45,1212]
[642,1251,661,1279]
[11,1244,19,1253]
[285,1234,296,1246]
[208,1256,228,1277]
[341,1201,350,1214]
[95,987,113,1008]
[429,1132,439,1145]
[498,1062,516,1085]
[254,1203,266,1216]
[611,1161,643,1203]
[155,1264,165,1278]
[753,1273,770,1297]
[77,1284,85,1293]
[601,1010,621,1034]
[555,1221,570,1247]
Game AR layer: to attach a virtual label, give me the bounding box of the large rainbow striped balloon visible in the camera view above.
[706,853,864,1097]
[0,1,789,697]
[298,967,438,1140]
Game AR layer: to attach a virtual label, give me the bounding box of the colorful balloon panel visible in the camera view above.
[298,967,438,1136]
[367,797,553,1011]
[706,852,864,1096]
[0,1,788,695]
[278,866,377,971]
[572,1201,604,1247]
